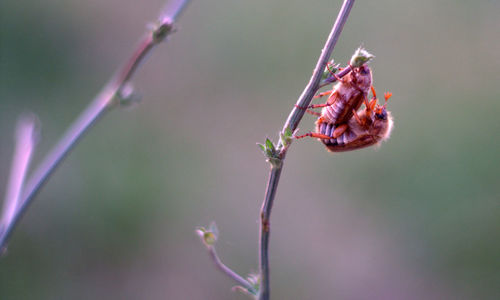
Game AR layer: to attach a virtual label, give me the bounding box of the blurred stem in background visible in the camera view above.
[197,223,259,296]
[0,0,191,252]
[0,115,38,250]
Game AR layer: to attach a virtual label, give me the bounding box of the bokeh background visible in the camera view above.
[1,0,499,299]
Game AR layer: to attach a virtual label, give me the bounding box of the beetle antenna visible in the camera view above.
[383,92,392,108]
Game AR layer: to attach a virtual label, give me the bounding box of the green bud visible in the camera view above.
[265,138,275,152]
[196,222,219,247]
[321,59,340,80]
[280,126,294,147]
[149,19,175,43]
[203,232,216,245]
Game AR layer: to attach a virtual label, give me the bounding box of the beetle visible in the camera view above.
[296,88,393,152]
[298,63,373,140]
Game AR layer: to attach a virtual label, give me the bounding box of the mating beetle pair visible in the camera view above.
[295,63,393,152]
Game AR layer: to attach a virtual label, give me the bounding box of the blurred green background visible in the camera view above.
[1,0,499,299]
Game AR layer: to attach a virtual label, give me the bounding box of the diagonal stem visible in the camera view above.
[258,1,355,299]
[281,0,356,137]
[0,116,38,239]
[0,0,191,251]
[208,246,258,295]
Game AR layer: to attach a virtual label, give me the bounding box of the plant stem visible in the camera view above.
[281,1,355,137]
[258,1,355,299]
[0,0,191,250]
[0,116,37,236]
[208,246,258,295]
[258,166,282,300]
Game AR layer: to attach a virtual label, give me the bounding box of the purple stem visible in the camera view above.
[0,0,191,250]
[208,246,258,295]
[258,1,356,299]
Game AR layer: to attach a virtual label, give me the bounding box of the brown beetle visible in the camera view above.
[296,88,393,152]
[321,91,393,152]
[298,63,373,139]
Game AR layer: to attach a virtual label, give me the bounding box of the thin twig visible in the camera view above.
[258,1,355,299]
[281,1,355,137]
[208,246,258,295]
[0,116,38,237]
[258,166,282,300]
[197,223,258,296]
[0,0,191,250]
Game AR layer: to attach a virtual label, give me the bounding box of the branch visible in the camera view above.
[281,1,355,137]
[0,116,38,249]
[0,0,191,251]
[196,223,258,296]
[258,1,356,299]
[208,247,257,295]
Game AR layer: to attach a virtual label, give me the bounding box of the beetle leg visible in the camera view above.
[304,109,321,116]
[294,104,322,116]
[314,90,333,99]
[308,92,338,108]
[370,85,377,99]
[363,95,370,108]
[294,132,332,140]
[332,72,345,83]
[383,92,392,107]
[326,62,337,76]
[332,123,348,138]
[305,110,321,116]
[325,61,348,83]
[368,98,377,111]
[308,103,331,109]
[369,98,377,111]
[352,109,362,125]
